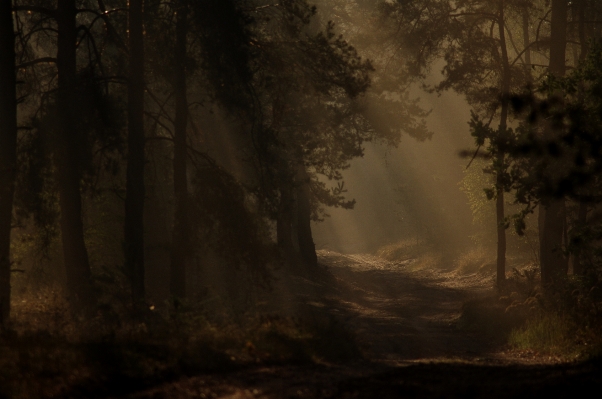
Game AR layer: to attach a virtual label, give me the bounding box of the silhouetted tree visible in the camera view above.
[125,0,146,306]
[0,0,17,328]
[247,11,374,266]
[170,0,190,299]
[507,44,602,283]
[55,0,94,311]
[539,0,568,286]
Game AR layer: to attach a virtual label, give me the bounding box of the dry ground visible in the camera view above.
[109,250,602,399]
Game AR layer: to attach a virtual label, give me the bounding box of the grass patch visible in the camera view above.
[509,313,576,356]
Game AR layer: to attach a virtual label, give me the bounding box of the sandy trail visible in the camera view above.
[119,251,601,399]
[314,251,495,363]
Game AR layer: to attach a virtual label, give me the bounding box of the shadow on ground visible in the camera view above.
[120,358,602,398]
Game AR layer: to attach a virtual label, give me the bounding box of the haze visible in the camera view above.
[0,1,601,398]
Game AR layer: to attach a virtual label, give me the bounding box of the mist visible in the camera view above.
[313,87,474,254]
[1,1,602,398]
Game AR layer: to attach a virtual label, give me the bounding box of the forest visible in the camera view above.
[1,0,602,397]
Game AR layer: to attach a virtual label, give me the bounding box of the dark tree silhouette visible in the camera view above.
[56,0,94,311]
[0,0,17,328]
[125,0,146,305]
[540,0,568,286]
[170,0,190,299]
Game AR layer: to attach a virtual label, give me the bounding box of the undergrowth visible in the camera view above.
[458,263,602,359]
[0,286,362,399]
[454,248,495,275]
[506,272,602,359]
[376,239,434,263]
[508,313,576,356]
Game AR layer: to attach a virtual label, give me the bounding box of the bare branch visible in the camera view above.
[16,57,57,69]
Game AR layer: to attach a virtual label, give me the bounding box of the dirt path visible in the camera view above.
[316,251,494,364]
[118,251,602,399]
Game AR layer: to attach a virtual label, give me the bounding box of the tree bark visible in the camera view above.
[540,0,568,286]
[295,165,317,267]
[572,1,588,276]
[541,200,566,284]
[522,5,531,78]
[170,0,189,300]
[277,185,294,256]
[573,202,587,275]
[0,0,17,329]
[125,0,146,305]
[495,0,510,288]
[56,0,94,312]
[577,0,587,63]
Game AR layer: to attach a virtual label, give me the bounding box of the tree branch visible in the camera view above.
[16,57,56,69]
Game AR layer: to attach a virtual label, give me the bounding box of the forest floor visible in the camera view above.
[115,251,602,399]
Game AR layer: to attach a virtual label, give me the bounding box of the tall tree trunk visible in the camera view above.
[0,0,17,329]
[295,165,317,267]
[495,0,510,288]
[562,206,569,274]
[125,0,146,305]
[541,0,568,286]
[573,202,587,275]
[277,186,294,256]
[522,5,531,78]
[573,1,588,276]
[170,0,189,300]
[541,200,566,284]
[56,0,93,312]
[578,0,588,61]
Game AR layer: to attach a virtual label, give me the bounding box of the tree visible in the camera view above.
[55,0,94,311]
[9,0,130,314]
[0,0,17,328]
[507,44,602,283]
[125,0,146,305]
[184,1,382,268]
[170,0,190,299]
[383,0,535,286]
[379,0,590,287]
[245,5,375,266]
[538,0,568,286]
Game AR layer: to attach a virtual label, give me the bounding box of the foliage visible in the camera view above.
[502,269,602,357]
[460,158,497,247]
[508,43,602,205]
[241,2,378,219]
